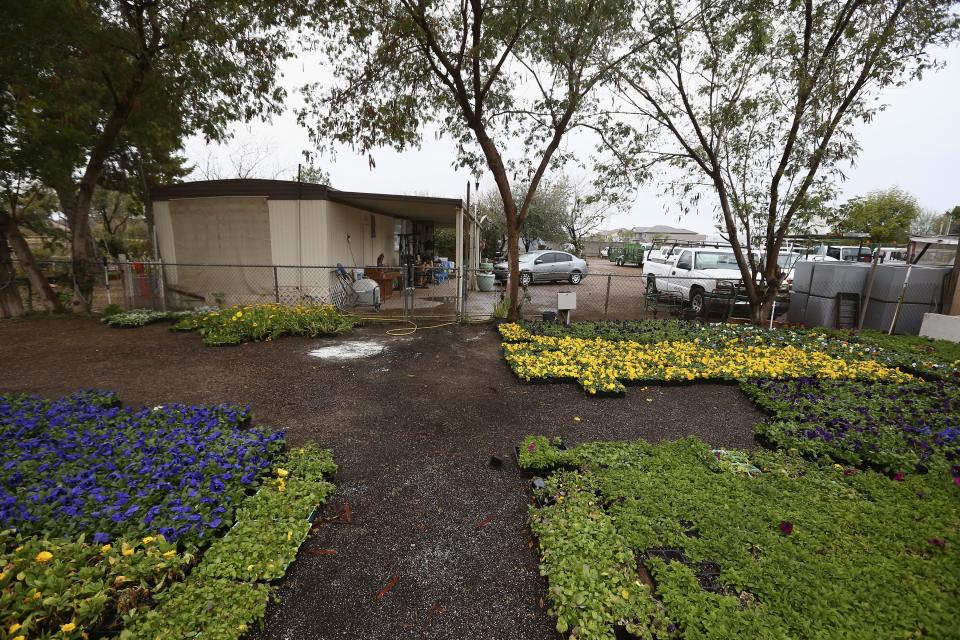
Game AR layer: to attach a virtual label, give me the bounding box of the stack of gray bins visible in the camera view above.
[788,261,951,334]
[788,261,870,327]
[861,265,949,334]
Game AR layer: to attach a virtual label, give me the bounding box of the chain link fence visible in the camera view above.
[8,257,951,334]
[461,266,755,322]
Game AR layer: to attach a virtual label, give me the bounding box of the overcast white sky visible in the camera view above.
[184,44,959,235]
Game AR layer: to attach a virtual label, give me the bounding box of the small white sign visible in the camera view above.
[558,291,577,310]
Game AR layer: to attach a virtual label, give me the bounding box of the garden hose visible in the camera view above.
[354,314,486,335]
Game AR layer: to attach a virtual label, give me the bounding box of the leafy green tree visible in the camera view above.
[831,187,921,243]
[516,181,569,252]
[2,0,307,311]
[301,0,645,320]
[477,190,508,259]
[609,0,958,322]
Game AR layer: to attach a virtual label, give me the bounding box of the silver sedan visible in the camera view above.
[494,250,588,286]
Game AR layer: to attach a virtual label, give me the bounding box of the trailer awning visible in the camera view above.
[151,179,467,226]
[327,189,467,226]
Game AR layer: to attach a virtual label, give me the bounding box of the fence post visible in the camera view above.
[157,259,167,312]
[103,261,112,306]
[603,275,612,319]
[273,266,280,303]
[118,254,131,308]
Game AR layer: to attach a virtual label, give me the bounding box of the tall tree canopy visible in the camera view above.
[1,0,307,311]
[302,0,644,320]
[831,186,921,243]
[608,0,958,321]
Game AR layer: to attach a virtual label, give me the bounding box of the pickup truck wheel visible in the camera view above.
[690,287,706,315]
[519,272,533,287]
[645,276,657,295]
[568,271,583,285]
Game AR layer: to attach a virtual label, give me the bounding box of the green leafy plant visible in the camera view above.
[493,294,511,319]
[197,518,311,582]
[118,576,271,640]
[172,303,358,346]
[102,309,193,327]
[0,531,192,639]
[100,303,123,318]
[525,437,960,640]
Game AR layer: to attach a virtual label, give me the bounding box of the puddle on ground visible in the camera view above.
[308,341,386,360]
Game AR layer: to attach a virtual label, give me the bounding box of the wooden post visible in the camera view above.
[889,264,912,335]
[946,239,960,315]
[858,249,880,329]
[273,266,280,303]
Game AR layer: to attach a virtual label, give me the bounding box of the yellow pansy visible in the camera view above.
[122,545,135,557]
[101,544,112,553]
[142,536,155,545]
[162,549,177,558]
[9,623,22,634]
[61,622,77,633]
[35,551,53,563]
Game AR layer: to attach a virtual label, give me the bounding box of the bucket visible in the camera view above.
[542,311,557,322]
[477,271,496,292]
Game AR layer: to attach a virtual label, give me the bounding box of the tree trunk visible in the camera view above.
[748,282,781,325]
[0,229,25,318]
[506,215,520,322]
[70,78,144,312]
[0,211,65,313]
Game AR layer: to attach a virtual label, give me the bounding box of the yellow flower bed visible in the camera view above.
[503,333,912,394]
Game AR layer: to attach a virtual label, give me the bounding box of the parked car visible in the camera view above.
[644,247,743,314]
[493,250,588,286]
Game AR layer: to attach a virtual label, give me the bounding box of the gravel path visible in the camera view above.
[0,318,762,639]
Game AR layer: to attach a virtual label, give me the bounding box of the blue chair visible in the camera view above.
[434,260,450,285]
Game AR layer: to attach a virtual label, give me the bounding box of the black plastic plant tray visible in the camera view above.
[641,548,689,564]
[514,441,568,477]
[680,519,701,538]
[613,625,642,640]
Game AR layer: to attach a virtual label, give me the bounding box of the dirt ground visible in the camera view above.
[0,318,763,639]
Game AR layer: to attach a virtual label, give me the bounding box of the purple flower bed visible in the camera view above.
[744,377,960,475]
[0,391,284,542]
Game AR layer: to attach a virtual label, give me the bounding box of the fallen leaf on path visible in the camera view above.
[573,416,581,422]
[336,503,354,524]
[429,601,447,616]
[539,597,544,609]
[475,515,495,529]
[307,548,337,556]
[376,575,399,600]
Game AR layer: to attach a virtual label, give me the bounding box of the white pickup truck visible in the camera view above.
[644,247,744,314]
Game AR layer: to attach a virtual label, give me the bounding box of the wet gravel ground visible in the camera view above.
[0,318,762,639]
